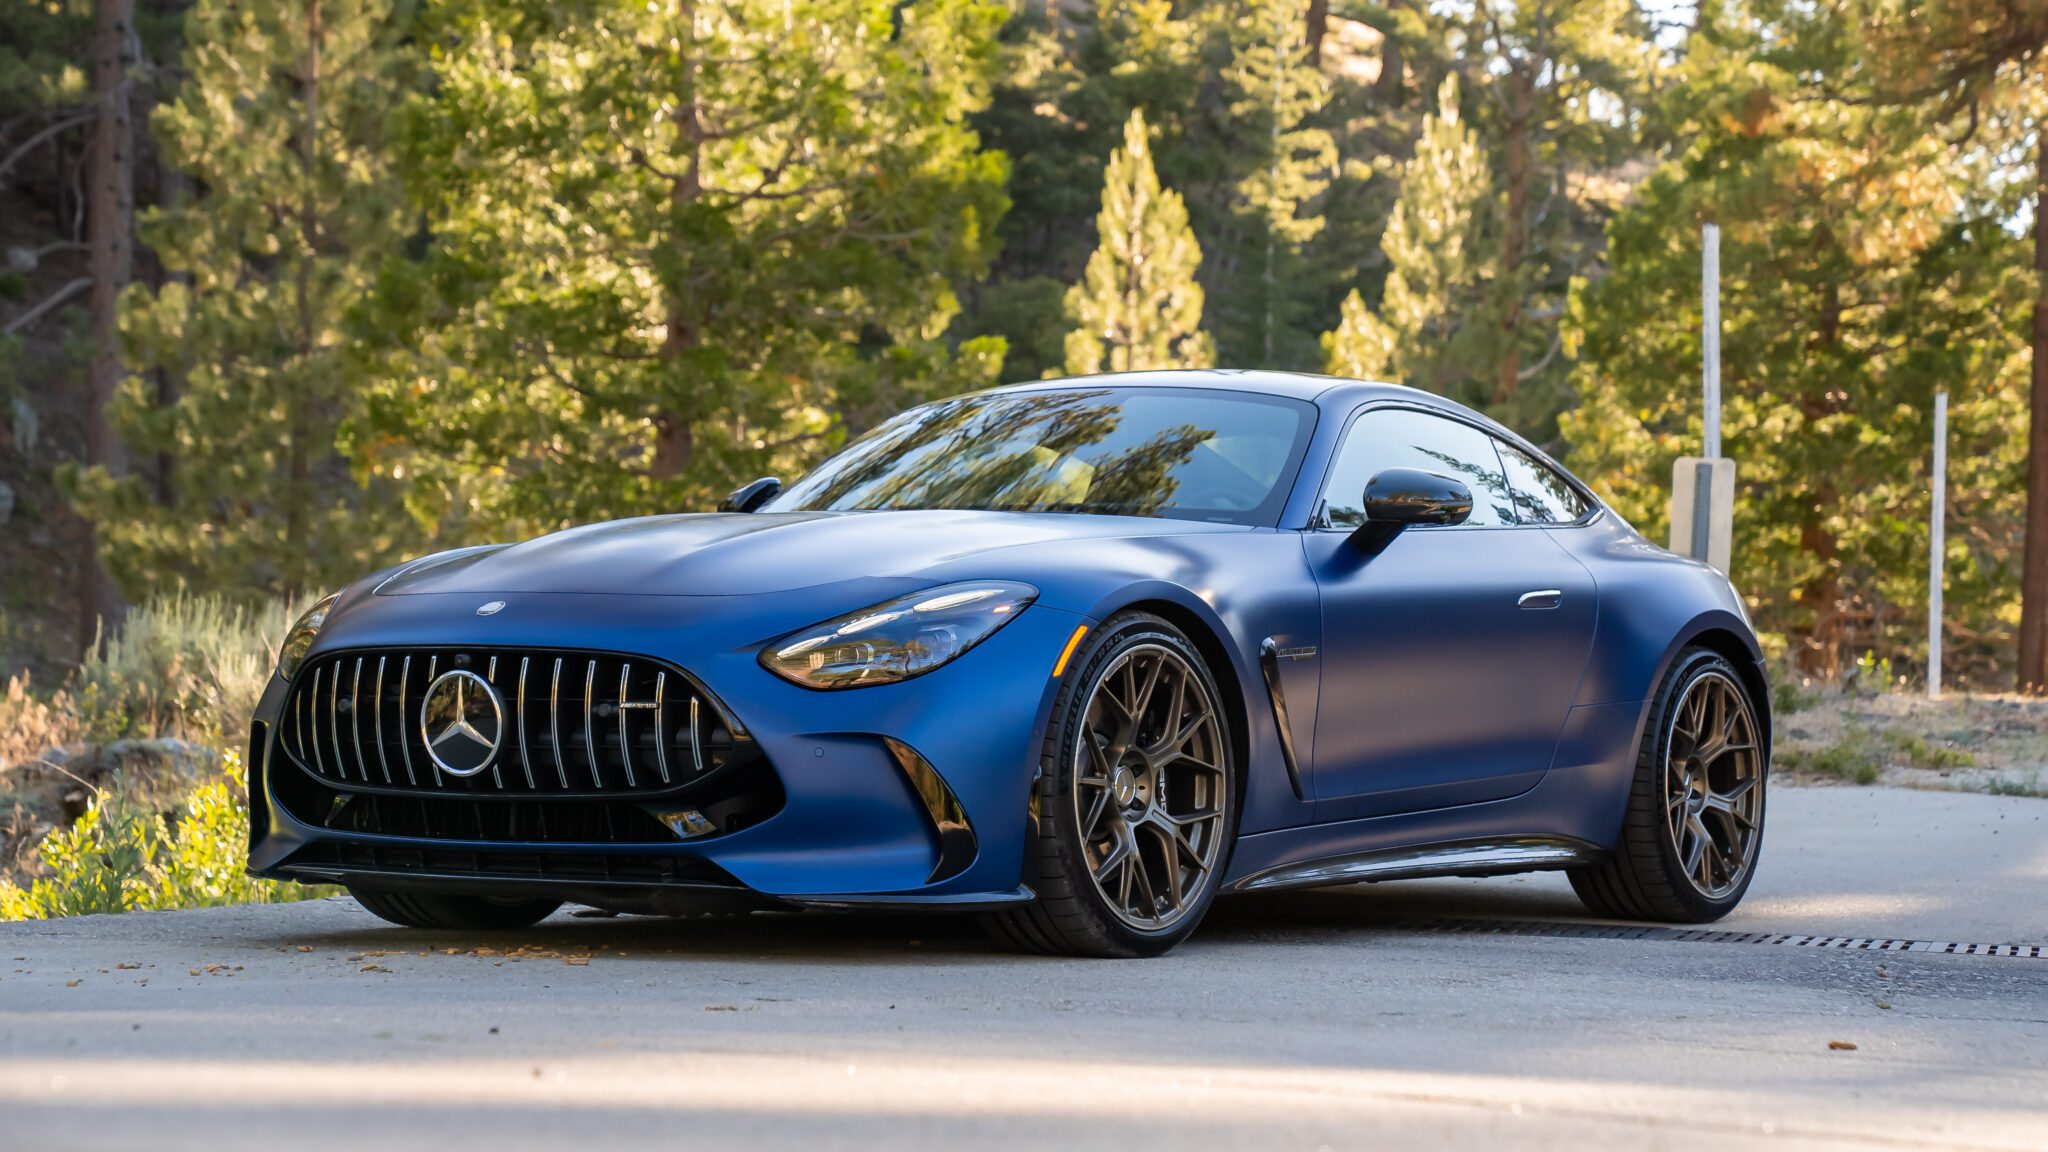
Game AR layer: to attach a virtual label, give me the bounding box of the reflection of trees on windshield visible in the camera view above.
[780,390,1222,518]
[1417,447,1518,525]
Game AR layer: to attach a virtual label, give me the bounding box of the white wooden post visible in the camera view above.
[1928,390,1948,700]
[1703,223,1721,459]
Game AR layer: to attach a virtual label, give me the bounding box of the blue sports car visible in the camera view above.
[249,371,1769,957]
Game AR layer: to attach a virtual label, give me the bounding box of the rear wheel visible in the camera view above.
[348,887,562,930]
[985,612,1240,958]
[1569,648,1767,922]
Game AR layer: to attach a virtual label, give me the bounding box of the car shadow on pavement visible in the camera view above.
[243,879,1598,962]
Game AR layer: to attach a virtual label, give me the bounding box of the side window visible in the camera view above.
[1496,440,1591,524]
[1319,408,1517,528]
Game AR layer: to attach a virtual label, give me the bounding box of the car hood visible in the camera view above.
[376,510,1247,597]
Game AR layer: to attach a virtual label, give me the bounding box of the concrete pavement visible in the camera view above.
[1,784,2044,1151]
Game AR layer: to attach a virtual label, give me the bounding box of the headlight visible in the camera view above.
[760,581,1037,690]
[276,591,341,681]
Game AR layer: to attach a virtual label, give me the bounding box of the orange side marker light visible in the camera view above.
[1052,625,1089,679]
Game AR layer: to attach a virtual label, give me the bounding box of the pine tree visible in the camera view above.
[1215,0,1336,367]
[68,0,413,600]
[1322,287,1397,379]
[1448,0,1657,428]
[1563,3,2032,682]
[353,0,1012,539]
[1318,75,1489,392]
[1063,109,1214,376]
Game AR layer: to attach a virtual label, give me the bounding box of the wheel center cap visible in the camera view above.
[1111,762,1152,813]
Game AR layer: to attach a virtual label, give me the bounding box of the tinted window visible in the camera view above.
[1320,408,1517,528]
[1496,440,1591,523]
[771,388,1313,526]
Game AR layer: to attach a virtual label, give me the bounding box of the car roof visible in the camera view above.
[986,370,1506,432]
[983,370,1580,489]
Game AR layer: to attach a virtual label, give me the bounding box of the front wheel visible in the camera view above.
[1569,648,1767,922]
[349,887,562,931]
[984,613,1240,958]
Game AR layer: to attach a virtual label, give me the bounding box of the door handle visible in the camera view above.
[1517,589,1563,610]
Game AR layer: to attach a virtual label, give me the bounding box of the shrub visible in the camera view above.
[0,751,329,920]
[71,593,299,748]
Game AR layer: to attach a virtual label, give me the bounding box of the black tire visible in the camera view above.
[348,887,562,931]
[983,612,1241,958]
[1569,647,1768,923]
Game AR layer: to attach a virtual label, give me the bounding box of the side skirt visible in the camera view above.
[1227,836,1604,894]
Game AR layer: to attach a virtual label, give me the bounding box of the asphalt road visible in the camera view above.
[2,785,2044,1151]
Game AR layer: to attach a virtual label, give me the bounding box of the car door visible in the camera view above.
[1304,405,1598,822]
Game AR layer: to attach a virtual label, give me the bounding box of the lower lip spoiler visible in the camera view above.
[263,863,1034,914]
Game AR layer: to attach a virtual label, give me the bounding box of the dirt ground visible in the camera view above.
[1775,688,2048,796]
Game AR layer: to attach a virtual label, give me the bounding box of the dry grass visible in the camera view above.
[1775,687,2048,796]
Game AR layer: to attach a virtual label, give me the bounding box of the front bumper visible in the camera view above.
[247,583,1087,910]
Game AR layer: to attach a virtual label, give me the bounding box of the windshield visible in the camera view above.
[770,387,1315,526]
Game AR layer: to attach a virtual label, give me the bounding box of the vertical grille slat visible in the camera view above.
[517,657,536,790]
[653,672,672,785]
[280,647,745,799]
[550,657,568,789]
[307,666,327,777]
[397,655,418,786]
[486,656,504,790]
[350,657,370,782]
[690,696,704,776]
[425,656,443,787]
[617,663,638,789]
[326,664,344,779]
[583,659,601,790]
[373,657,393,785]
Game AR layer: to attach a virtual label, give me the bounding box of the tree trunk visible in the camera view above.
[652,0,703,485]
[1306,0,1328,68]
[80,0,135,653]
[1373,2,1405,108]
[284,0,322,581]
[2018,127,2048,694]
[1493,65,1533,409]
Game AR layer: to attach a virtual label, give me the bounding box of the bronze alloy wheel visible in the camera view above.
[1661,667,1764,899]
[1072,641,1231,931]
[984,612,1240,957]
[1568,647,1769,923]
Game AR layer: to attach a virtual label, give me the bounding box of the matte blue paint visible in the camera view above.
[247,370,1768,912]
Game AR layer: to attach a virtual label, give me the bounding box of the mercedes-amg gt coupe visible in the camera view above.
[248,370,1770,957]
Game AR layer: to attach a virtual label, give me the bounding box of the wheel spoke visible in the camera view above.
[1071,642,1231,932]
[1658,669,1763,901]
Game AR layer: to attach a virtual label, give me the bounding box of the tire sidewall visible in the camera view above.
[1038,612,1242,955]
[1645,650,1768,919]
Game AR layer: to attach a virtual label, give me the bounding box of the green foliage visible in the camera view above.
[0,751,330,921]
[1212,0,1336,367]
[1323,76,1489,391]
[352,0,1013,539]
[69,0,418,602]
[1062,109,1214,375]
[1562,2,2033,680]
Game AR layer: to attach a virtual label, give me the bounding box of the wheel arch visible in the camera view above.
[1110,596,1254,806]
[1673,622,1773,758]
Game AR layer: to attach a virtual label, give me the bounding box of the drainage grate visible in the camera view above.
[1396,918,2048,960]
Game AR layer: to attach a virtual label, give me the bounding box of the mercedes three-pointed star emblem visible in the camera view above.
[419,668,504,777]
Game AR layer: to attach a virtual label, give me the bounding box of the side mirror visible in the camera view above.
[1350,468,1472,550]
[719,476,782,514]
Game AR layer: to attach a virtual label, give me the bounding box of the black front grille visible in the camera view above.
[278,647,751,798]
[321,792,679,844]
[285,841,744,887]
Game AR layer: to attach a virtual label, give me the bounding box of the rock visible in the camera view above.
[0,480,13,525]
